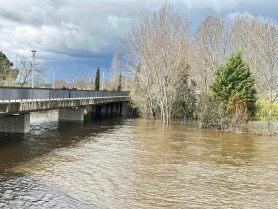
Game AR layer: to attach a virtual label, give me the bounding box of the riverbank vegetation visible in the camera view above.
[122,2,278,133]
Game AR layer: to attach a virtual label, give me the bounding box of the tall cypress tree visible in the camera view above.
[95,67,100,90]
[211,50,257,118]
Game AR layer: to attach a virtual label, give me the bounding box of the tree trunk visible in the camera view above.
[159,86,165,123]
[164,88,171,124]
[146,79,156,120]
[147,97,156,120]
[268,101,273,130]
[20,80,26,87]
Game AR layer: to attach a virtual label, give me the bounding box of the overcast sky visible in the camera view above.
[0,0,277,82]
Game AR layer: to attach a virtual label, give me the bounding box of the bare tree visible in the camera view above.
[191,14,229,94]
[15,54,45,87]
[51,79,67,89]
[258,19,278,126]
[229,14,265,95]
[70,69,90,89]
[15,54,32,87]
[229,14,278,126]
[107,53,120,90]
[122,3,191,123]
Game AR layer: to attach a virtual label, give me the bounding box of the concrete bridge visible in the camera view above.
[0,87,131,133]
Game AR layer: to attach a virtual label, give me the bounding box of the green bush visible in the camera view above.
[256,100,278,119]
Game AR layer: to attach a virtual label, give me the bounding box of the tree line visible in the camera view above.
[121,3,278,129]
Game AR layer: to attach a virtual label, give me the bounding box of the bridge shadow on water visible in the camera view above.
[0,112,133,207]
[0,112,132,175]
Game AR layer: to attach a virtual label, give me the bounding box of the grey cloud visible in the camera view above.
[0,0,147,60]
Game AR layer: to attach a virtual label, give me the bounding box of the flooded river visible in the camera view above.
[0,112,278,208]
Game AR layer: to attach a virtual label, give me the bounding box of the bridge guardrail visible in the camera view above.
[0,87,130,102]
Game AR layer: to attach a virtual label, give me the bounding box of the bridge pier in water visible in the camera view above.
[86,102,133,117]
[0,113,30,133]
[58,107,85,121]
[58,102,132,122]
[99,102,121,116]
[87,103,120,116]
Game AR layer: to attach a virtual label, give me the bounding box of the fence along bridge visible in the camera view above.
[0,87,131,133]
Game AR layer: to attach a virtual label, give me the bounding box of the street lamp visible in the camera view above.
[102,68,108,90]
[52,66,55,89]
[31,50,36,88]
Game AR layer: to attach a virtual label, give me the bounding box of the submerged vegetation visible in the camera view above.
[204,50,257,132]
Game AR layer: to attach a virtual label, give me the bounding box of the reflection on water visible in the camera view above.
[1,112,278,208]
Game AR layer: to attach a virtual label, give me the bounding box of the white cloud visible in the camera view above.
[180,0,241,11]
[228,11,255,20]
[107,15,129,29]
[227,11,273,23]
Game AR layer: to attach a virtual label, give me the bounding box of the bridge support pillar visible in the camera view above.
[111,102,120,115]
[121,102,133,117]
[59,107,84,121]
[101,104,108,115]
[0,113,30,133]
[86,102,133,117]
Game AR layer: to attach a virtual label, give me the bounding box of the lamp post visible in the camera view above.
[31,50,36,88]
[52,66,55,89]
[102,68,107,90]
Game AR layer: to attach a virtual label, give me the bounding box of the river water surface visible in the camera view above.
[0,112,278,208]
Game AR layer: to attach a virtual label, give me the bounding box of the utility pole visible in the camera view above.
[31,50,36,88]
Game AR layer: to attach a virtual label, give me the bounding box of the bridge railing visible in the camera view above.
[0,87,130,102]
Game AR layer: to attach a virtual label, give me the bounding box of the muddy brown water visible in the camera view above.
[0,112,278,208]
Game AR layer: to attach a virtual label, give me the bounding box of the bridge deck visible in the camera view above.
[0,87,130,115]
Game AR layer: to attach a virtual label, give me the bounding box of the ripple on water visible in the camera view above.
[0,173,98,209]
